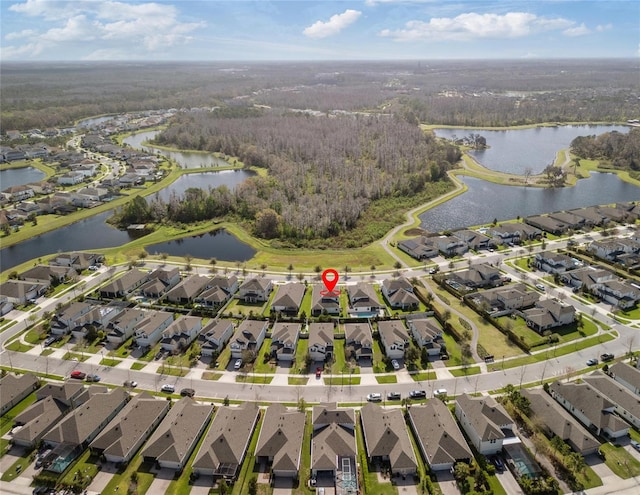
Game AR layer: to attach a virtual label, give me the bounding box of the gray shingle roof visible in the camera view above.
[255,404,305,473]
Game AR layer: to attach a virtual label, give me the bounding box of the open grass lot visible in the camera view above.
[600,442,640,478]
[225,298,267,317]
[495,315,597,350]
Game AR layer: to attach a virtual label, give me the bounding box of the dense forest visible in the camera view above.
[2,59,638,130]
[119,110,461,245]
[571,128,640,173]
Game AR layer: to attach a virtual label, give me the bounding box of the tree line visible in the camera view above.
[571,128,640,172]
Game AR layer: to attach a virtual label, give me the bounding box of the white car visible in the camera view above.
[161,384,175,393]
[435,388,448,397]
[535,283,545,291]
[366,393,382,402]
[234,359,243,370]
[391,359,400,370]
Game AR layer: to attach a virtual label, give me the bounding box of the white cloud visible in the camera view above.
[1,41,45,58]
[9,0,85,21]
[4,29,38,40]
[563,23,590,37]
[380,12,574,41]
[303,9,361,39]
[41,15,95,42]
[596,23,612,32]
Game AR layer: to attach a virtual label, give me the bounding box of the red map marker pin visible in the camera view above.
[321,269,339,295]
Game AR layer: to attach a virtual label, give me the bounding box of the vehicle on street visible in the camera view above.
[180,388,195,397]
[435,388,448,397]
[85,374,101,382]
[366,393,382,402]
[586,358,598,366]
[234,359,243,370]
[391,359,400,370]
[600,353,614,362]
[409,390,426,399]
[161,384,175,393]
[70,370,86,380]
[631,440,640,452]
[387,392,401,400]
[535,283,545,291]
[124,380,137,388]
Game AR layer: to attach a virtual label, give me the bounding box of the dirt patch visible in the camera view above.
[404,228,428,237]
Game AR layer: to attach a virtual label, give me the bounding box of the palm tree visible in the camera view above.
[209,257,217,273]
[287,264,294,278]
[260,263,267,276]
[370,265,376,278]
[314,265,322,280]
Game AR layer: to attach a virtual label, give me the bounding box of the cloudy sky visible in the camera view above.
[1,0,637,61]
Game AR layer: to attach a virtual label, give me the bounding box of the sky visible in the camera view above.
[1,0,638,61]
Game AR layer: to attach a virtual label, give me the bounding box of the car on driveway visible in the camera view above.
[387,392,401,401]
[367,393,382,402]
[234,359,243,370]
[492,456,505,471]
[409,390,426,399]
[180,388,195,397]
[70,370,86,380]
[391,359,400,370]
[586,358,598,366]
[315,367,322,378]
[161,384,175,393]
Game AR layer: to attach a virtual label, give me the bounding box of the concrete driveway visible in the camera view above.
[436,470,460,495]
[86,461,118,494]
[146,467,175,495]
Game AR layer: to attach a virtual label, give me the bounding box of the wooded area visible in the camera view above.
[571,128,640,172]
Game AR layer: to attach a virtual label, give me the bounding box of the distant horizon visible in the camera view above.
[1,1,638,61]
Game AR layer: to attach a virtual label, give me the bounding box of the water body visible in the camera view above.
[123,131,232,168]
[0,167,45,189]
[151,170,255,202]
[433,125,630,174]
[146,229,256,262]
[77,115,115,129]
[419,173,640,233]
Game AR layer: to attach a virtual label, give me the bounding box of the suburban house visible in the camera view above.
[195,275,239,308]
[164,274,211,304]
[310,403,357,486]
[569,206,608,227]
[138,267,181,298]
[346,283,383,314]
[360,403,417,477]
[448,263,503,290]
[192,402,259,479]
[559,266,615,292]
[455,394,515,455]
[520,388,600,456]
[271,283,306,315]
[0,279,48,306]
[407,317,444,356]
[19,265,75,285]
[99,269,149,299]
[471,283,540,315]
[398,236,439,260]
[255,404,305,479]
[549,380,630,439]
[238,277,273,303]
[50,252,103,270]
[89,392,170,464]
[1,184,34,202]
[377,320,410,360]
[229,319,269,359]
[583,371,640,430]
[70,304,124,341]
[487,223,541,245]
[42,389,129,471]
[609,362,640,395]
[198,319,235,357]
[344,322,374,362]
[381,277,420,310]
[308,322,335,363]
[36,382,85,408]
[270,322,301,362]
[408,400,473,471]
[160,315,203,352]
[106,308,147,344]
[141,397,213,471]
[455,229,491,251]
[534,252,578,274]
[0,373,39,415]
[133,310,174,348]
[50,301,93,335]
[525,215,568,236]
[311,284,341,316]
[12,396,69,449]
[522,299,576,333]
[592,279,640,310]
[548,211,588,231]
[434,234,468,257]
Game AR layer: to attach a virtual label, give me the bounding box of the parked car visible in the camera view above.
[180,388,195,397]
[85,374,101,382]
[600,353,614,362]
[70,370,86,380]
[434,388,448,397]
[43,336,59,347]
[409,390,426,399]
[366,393,382,402]
[492,456,505,471]
[586,358,598,366]
[535,283,545,291]
[387,392,401,401]
[391,359,400,370]
[161,384,175,393]
[123,380,138,388]
[234,359,243,370]
[315,367,322,378]
[631,440,640,452]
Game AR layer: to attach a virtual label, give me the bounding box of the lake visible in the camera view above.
[151,170,255,202]
[146,229,256,262]
[123,131,232,169]
[433,125,630,174]
[1,167,46,189]
[419,172,640,233]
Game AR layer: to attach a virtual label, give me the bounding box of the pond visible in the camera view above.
[146,229,256,262]
[0,167,46,189]
[123,131,233,169]
[151,170,255,202]
[433,125,630,174]
[419,172,640,233]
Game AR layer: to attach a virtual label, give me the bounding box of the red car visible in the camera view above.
[315,367,322,378]
[70,370,86,380]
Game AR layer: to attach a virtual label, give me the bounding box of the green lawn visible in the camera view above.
[375,375,398,384]
[449,365,481,377]
[5,340,34,352]
[131,362,146,370]
[236,374,274,384]
[253,338,276,373]
[288,377,309,386]
[202,371,223,380]
[102,458,156,495]
[100,357,122,367]
[289,339,309,374]
[156,365,189,377]
[600,443,640,478]
[62,351,89,362]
